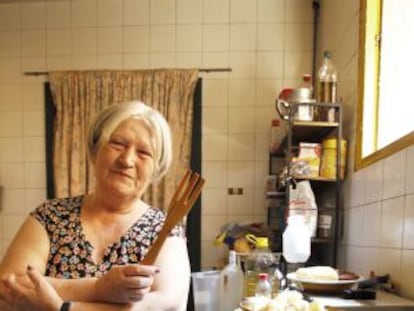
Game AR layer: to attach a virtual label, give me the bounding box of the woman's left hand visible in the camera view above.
[1,266,63,311]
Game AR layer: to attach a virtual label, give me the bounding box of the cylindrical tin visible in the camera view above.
[320,138,347,179]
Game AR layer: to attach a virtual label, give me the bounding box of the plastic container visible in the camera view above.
[270,119,285,154]
[255,273,272,298]
[243,236,280,298]
[191,270,221,311]
[220,250,244,311]
[317,50,338,122]
[320,138,347,179]
[282,214,311,263]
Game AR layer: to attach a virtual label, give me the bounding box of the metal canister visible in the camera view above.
[320,138,347,179]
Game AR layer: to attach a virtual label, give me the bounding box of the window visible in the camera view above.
[355,0,414,170]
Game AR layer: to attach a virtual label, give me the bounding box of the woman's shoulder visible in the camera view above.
[30,195,84,222]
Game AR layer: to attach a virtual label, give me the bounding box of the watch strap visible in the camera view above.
[60,301,72,311]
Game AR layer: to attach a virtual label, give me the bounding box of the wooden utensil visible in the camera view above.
[141,169,205,264]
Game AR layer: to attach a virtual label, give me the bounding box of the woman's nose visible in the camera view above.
[118,147,136,167]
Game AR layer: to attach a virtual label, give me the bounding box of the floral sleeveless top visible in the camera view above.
[30,195,185,279]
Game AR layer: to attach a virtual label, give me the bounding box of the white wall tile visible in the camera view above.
[23,137,45,162]
[203,107,228,135]
[201,188,228,216]
[230,24,257,51]
[203,24,230,52]
[202,52,230,73]
[122,53,149,69]
[0,58,20,83]
[403,194,414,249]
[202,161,228,188]
[149,52,175,68]
[229,79,255,107]
[229,107,255,134]
[21,83,43,111]
[203,0,230,24]
[1,189,25,215]
[124,26,150,53]
[228,161,255,188]
[361,202,381,247]
[405,145,414,194]
[150,0,176,24]
[257,51,284,79]
[0,111,22,137]
[255,134,269,161]
[0,3,20,30]
[176,25,202,52]
[21,2,45,29]
[150,25,175,52]
[97,54,123,69]
[228,188,254,215]
[97,0,123,26]
[201,215,227,241]
[202,134,228,161]
[47,29,71,56]
[347,206,363,245]
[23,110,44,136]
[46,56,72,71]
[230,0,257,23]
[228,134,254,161]
[24,188,46,213]
[256,79,282,106]
[124,0,150,25]
[46,1,71,28]
[0,31,21,57]
[283,51,312,79]
[0,84,21,111]
[229,52,256,78]
[284,23,313,51]
[177,0,202,24]
[21,57,46,76]
[257,23,284,51]
[24,162,46,189]
[0,162,24,188]
[98,27,123,54]
[73,55,98,70]
[71,0,97,27]
[383,150,406,199]
[364,160,383,204]
[285,0,314,23]
[381,197,404,248]
[202,79,229,107]
[258,0,284,23]
[72,28,98,55]
[255,106,275,134]
[21,30,46,57]
[401,250,414,299]
[176,52,202,68]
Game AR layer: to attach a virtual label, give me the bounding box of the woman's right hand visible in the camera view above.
[94,264,160,304]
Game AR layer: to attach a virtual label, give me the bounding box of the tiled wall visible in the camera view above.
[317,0,414,300]
[0,0,314,269]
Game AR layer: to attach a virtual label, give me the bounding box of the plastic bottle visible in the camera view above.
[282,214,311,263]
[243,236,280,298]
[317,50,337,122]
[300,73,313,97]
[255,273,272,298]
[269,119,285,154]
[220,250,244,311]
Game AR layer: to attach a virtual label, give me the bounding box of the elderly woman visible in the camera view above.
[0,101,191,311]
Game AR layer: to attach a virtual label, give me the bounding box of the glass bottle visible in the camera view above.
[317,50,337,122]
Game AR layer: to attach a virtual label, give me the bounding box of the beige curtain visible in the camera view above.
[49,69,199,211]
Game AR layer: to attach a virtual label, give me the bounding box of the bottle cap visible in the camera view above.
[324,50,332,58]
[271,119,280,127]
[258,273,268,280]
[255,237,269,248]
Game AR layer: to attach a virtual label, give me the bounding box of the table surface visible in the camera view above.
[311,291,414,309]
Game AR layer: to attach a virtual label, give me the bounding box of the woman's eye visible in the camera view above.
[137,149,153,158]
[110,140,124,148]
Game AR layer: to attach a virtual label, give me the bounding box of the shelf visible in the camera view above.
[311,237,335,244]
[292,174,337,182]
[266,191,286,198]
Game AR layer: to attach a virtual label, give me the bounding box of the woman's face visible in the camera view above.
[93,117,156,199]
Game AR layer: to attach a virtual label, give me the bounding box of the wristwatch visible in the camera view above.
[60,301,72,311]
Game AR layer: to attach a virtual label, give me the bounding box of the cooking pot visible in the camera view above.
[276,88,315,121]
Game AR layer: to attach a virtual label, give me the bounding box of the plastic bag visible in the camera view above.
[288,180,318,237]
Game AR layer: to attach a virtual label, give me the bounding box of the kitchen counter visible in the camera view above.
[311,290,414,310]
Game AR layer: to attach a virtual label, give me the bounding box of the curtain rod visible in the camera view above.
[23,68,232,76]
